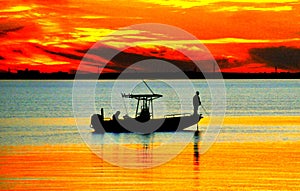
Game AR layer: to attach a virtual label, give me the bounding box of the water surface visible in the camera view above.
[1,79,300,190]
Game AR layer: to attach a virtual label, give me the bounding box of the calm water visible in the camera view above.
[0,79,300,146]
[1,80,300,190]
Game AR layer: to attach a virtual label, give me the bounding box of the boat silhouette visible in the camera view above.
[90,81,203,133]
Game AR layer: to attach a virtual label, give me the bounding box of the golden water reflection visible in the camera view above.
[1,139,300,190]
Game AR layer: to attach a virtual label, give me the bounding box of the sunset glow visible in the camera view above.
[0,0,299,73]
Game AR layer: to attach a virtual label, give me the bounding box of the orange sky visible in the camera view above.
[0,0,300,73]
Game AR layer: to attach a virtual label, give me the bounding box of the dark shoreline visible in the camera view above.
[0,71,299,80]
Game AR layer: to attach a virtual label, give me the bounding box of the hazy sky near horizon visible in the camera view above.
[0,0,300,73]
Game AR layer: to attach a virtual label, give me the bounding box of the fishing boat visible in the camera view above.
[90,81,203,133]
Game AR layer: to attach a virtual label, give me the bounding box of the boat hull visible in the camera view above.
[90,114,202,133]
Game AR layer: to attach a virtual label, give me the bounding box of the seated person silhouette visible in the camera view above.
[112,111,120,121]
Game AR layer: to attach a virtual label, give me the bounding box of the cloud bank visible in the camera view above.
[249,46,300,70]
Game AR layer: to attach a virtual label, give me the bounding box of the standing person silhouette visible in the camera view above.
[193,91,201,115]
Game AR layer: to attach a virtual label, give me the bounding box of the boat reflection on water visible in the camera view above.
[87,132,156,168]
[87,130,203,169]
[140,134,153,165]
[193,130,201,189]
[193,130,201,166]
